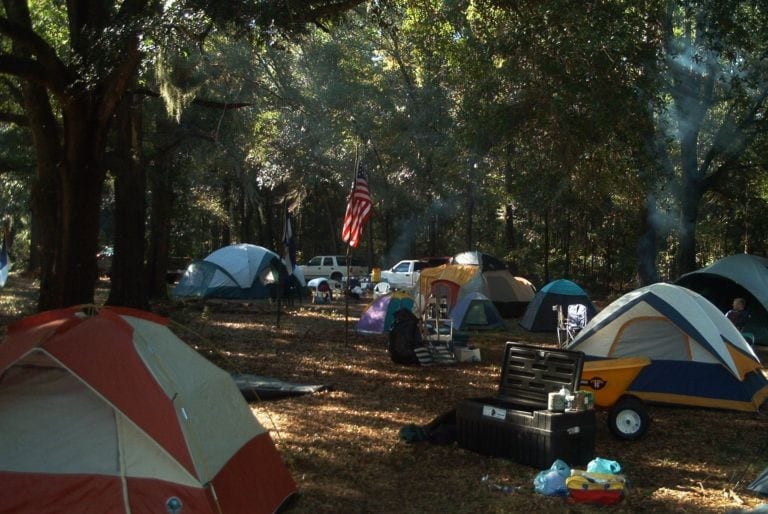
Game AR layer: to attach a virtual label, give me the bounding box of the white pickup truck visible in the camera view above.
[379,259,433,289]
[300,255,369,282]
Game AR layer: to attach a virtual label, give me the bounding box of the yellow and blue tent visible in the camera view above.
[567,283,768,412]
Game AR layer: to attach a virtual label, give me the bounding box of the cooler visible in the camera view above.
[456,341,596,469]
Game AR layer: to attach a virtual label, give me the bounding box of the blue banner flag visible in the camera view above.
[0,237,10,288]
[282,205,297,272]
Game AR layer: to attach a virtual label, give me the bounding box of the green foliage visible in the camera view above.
[4,0,768,297]
[0,126,34,265]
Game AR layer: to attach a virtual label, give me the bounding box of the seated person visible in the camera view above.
[726,297,749,331]
[313,280,332,304]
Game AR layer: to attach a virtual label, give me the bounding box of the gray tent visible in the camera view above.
[676,254,768,344]
[748,466,768,495]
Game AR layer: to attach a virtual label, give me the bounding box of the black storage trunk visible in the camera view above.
[456,342,596,469]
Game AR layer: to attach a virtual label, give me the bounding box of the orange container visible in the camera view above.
[581,357,652,407]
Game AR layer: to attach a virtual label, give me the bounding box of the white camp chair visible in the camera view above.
[556,304,589,347]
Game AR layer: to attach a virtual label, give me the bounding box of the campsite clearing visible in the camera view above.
[2,276,768,513]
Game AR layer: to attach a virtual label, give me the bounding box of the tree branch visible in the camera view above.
[700,87,768,185]
[130,87,254,109]
[0,17,70,94]
[0,110,27,126]
[97,37,142,131]
[0,53,60,90]
[0,75,24,105]
[305,0,365,20]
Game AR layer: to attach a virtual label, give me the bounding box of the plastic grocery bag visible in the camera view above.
[533,459,570,496]
[586,457,621,475]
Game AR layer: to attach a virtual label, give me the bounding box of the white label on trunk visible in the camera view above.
[482,405,506,420]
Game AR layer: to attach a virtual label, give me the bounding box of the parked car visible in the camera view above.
[300,255,369,282]
[379,258,447,289]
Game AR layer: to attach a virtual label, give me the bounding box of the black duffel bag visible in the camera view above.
[388,308,422,364]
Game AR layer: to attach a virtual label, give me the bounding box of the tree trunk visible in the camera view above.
[503,157,516,252]
[4,0,142,309]
[5,0,61,307]
[564,209,571,278]
[677,131,704,275]
[465,182,474,250]
[107,91,147,309]
[54,115,105,307]
[221,179,232,246]
[27,136,60,310]
[543,210,550,284]
[636,194,660,286]
[146,156,176,300]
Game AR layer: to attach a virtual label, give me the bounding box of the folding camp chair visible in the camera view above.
[416,293,455,364]
[556,304,589,347]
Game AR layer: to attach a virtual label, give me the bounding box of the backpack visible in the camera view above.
[388,309,422,364]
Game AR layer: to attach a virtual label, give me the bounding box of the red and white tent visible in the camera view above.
[0,306,296,514]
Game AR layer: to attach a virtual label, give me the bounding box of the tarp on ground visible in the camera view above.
[566,282,768,412]
[233,374,334,401]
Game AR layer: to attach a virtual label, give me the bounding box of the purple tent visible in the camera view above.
[356,292,415,334]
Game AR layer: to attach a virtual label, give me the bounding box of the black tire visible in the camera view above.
[331,272,343,282]
[607,396,650,440]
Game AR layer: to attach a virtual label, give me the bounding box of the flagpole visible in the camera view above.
[276,200,287,328]
[344,148,361,346]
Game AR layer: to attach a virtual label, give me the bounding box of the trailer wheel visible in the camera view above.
[608,396,649,440]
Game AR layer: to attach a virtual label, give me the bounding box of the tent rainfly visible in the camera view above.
[0,306,297,513]
[676,253,768,345]
[173,243,287,300]
[566,283,768,412]
[356,291,415,334]
[450,292,506,331]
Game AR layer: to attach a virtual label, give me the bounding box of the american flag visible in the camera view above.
[341,162,372,248]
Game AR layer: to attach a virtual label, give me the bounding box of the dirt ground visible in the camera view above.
[3,277,768,513]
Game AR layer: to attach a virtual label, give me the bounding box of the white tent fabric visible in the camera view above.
[568,283,758,378]
[0,306,297,513]
[204,243,279,289]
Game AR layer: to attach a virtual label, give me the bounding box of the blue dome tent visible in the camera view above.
[520,279,597,332]
[173,244,284,300]
[450,292,506,331]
